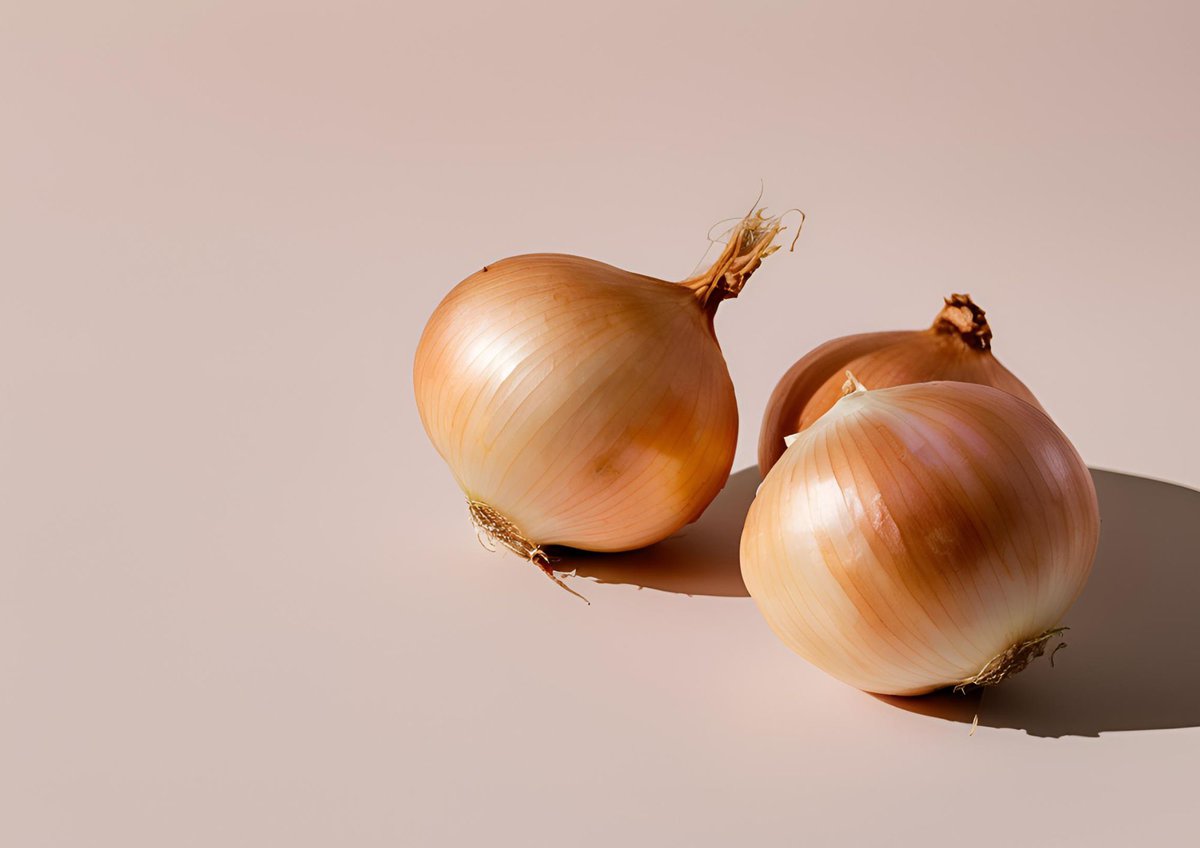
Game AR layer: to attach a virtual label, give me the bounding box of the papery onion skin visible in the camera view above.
[758,295,1041,475]
[741,380,1099,697]
[414,212,784,560]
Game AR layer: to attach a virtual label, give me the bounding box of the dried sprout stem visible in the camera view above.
[932,293,993,351]
[954,627,1068,692]
[682,208,787,308]
[467,500,589,604]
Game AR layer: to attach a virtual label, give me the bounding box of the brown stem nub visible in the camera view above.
[931,293,993,351]
[467,500,590,604]
[681,208,786,308]
[953,627,1068,692]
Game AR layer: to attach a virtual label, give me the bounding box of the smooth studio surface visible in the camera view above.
[4,2,1199,846]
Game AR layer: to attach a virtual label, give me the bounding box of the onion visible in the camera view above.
[758,295,1041,474]
[414,208,790,593]
[741,375,1099,696]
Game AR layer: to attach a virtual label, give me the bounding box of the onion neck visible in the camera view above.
[930,294,993,351]
[681,208,786,309]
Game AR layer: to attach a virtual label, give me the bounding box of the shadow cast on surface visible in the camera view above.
[565,464,1200,736]
[559,467,758,597]
[878,469,1200,737]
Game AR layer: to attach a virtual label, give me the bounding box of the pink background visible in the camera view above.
[4,1,1198,845]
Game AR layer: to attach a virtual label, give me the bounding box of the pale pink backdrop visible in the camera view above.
[3,2,1198,846]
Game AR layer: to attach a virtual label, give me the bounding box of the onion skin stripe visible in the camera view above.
[838,410,987,674]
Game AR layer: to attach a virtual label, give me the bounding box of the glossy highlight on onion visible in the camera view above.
[741,376,1100,696]
[414,208,791,593]
[758,295,1041,474]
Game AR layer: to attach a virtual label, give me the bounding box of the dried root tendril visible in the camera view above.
[683,206,789,307]
[467,500,590,604]
[954,627,1068,692]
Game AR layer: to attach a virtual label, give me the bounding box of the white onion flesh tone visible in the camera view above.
[414,210,788,591]
[741,377,1100,696]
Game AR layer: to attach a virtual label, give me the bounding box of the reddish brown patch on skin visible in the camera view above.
[857,406,1004,591]
[799,405,1003,675]
[592,454,622,478]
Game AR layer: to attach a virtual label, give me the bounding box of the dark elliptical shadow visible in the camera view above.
[561,467,757,597]
[565,466,1200,737]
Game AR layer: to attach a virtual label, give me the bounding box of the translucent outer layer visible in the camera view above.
[414,254,739,552]
[741,381,1100,696]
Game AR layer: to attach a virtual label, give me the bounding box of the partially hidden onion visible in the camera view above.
[758,295,1041,474]
[414,208,791,594]
[741,375,1099,696]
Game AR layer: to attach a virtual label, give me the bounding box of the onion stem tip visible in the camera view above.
[841,370,868,396]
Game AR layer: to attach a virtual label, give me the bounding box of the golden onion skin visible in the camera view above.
[414,254,740,553]
[758,295,1040,475]
[741,381,1100,696]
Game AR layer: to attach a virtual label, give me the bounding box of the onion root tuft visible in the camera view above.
[954,627,1068,691]
[467,500,590,604]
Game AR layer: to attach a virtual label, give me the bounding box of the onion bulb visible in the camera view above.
[414,208,791,593]
[758,295,1041,474]
[741,374,1099,696]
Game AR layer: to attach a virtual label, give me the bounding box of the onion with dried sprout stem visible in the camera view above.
[758,294,1041,475]
[414,206,795,596]
[741,373,1099,696]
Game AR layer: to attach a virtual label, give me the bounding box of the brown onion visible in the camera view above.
[758,295,1040,474]
[741,375,1099,696]
[414,209,790,594]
